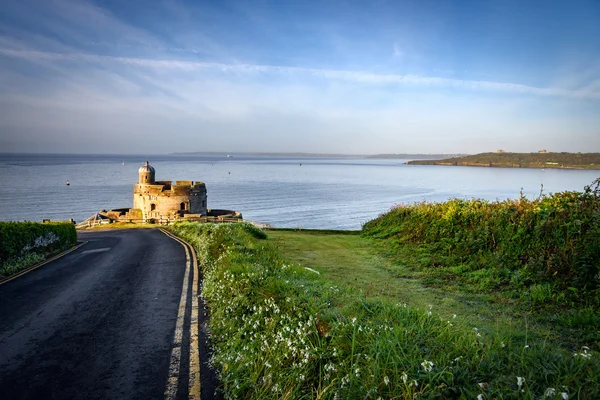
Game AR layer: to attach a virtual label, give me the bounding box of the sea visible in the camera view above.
[0,153,598,230]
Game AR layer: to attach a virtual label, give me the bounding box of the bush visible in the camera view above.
[363,179,600,305]
[0,221,77,277]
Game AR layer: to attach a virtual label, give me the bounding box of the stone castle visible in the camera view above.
[82,161,242,226]
[134,161,207,221]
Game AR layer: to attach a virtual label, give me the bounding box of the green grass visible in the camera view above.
[170,222,599,399]
[269,230,599,352]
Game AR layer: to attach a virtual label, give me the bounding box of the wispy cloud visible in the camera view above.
[2,48,599,100]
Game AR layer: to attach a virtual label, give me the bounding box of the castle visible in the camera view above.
[82,161,242,226]
[134,161,207,221]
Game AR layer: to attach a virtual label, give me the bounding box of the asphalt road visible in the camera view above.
[0,229,194,400]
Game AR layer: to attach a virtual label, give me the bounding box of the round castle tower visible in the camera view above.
[138,161,155,184]
[133,161,207,221]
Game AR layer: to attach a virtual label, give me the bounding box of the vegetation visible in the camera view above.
[269,229,599,350]
[363,179,600,309]
[406,152,600,169]
[0,221,77,278]
[169,220,599,399]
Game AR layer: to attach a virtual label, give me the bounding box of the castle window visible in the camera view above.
[150,204,156,211]
[180,202,186,211]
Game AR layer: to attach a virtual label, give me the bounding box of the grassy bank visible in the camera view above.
[0,221,77,278]
[363,179,600,311]
[170,222,598,399]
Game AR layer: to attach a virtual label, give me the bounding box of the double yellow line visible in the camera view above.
[160,229,201,400]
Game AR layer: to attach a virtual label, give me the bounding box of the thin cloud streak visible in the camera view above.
[2,48,598,100]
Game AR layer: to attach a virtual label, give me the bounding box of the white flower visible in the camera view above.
[517,376,525,389]
[401,372,408,384]
[453,314,457,319]
[501,342,506,348]
[524,345,530,349]
[421,360,434,372]
[383,376,390,386]
[561,393,568,400]
[544,388,556,397]
[477,395,484,400]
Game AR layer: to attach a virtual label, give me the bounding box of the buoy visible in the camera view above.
[66,181,70,186]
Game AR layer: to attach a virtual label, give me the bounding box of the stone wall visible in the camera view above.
[133,181,207,221]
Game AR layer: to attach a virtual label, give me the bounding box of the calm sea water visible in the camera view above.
[0,154,598,230]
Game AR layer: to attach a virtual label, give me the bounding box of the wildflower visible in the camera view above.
[544,388,556,397]
[383,376,390,386]
[351,317,357,325]
[453,314,457,319]
[478,382,488,389]
[501,342,505,348]
[574,347,592,358]
[401,372,408,384]
[421,360,434,372]
[517,376,525,392]
[477,395,484,400]
[560,393,568,399]
[412,380,418,387]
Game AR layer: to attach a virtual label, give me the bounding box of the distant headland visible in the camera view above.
[406,151,600,170]
[171,151,463,159]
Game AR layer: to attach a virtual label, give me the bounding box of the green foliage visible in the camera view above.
[0,221,77,277]
[170,222,599,399]
[363,179,600,306]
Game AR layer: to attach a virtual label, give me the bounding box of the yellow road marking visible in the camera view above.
[160,229,201,400]
[0,241,88,286]
[188,235,201,399]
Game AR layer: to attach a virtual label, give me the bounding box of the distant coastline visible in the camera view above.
[406,152,600,170]
[171,151,464,159]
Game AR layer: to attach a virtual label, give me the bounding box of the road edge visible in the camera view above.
[160,228,201,400]
[0,241,88,286]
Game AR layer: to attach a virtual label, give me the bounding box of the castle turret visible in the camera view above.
[138,161,155,184]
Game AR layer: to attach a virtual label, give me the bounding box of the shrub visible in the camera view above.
[363,179,600,306]
[0,221,77,277]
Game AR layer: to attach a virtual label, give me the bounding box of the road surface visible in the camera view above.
[0,228,210,400]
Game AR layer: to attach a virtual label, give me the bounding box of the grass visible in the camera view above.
[268,230,598,352]
[170,222,599,399]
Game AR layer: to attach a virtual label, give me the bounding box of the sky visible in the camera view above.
[0,0,599,155]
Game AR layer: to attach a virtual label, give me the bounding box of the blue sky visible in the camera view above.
[0,0,598,154]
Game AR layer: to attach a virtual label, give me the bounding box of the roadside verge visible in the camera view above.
[0,241,87,285]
